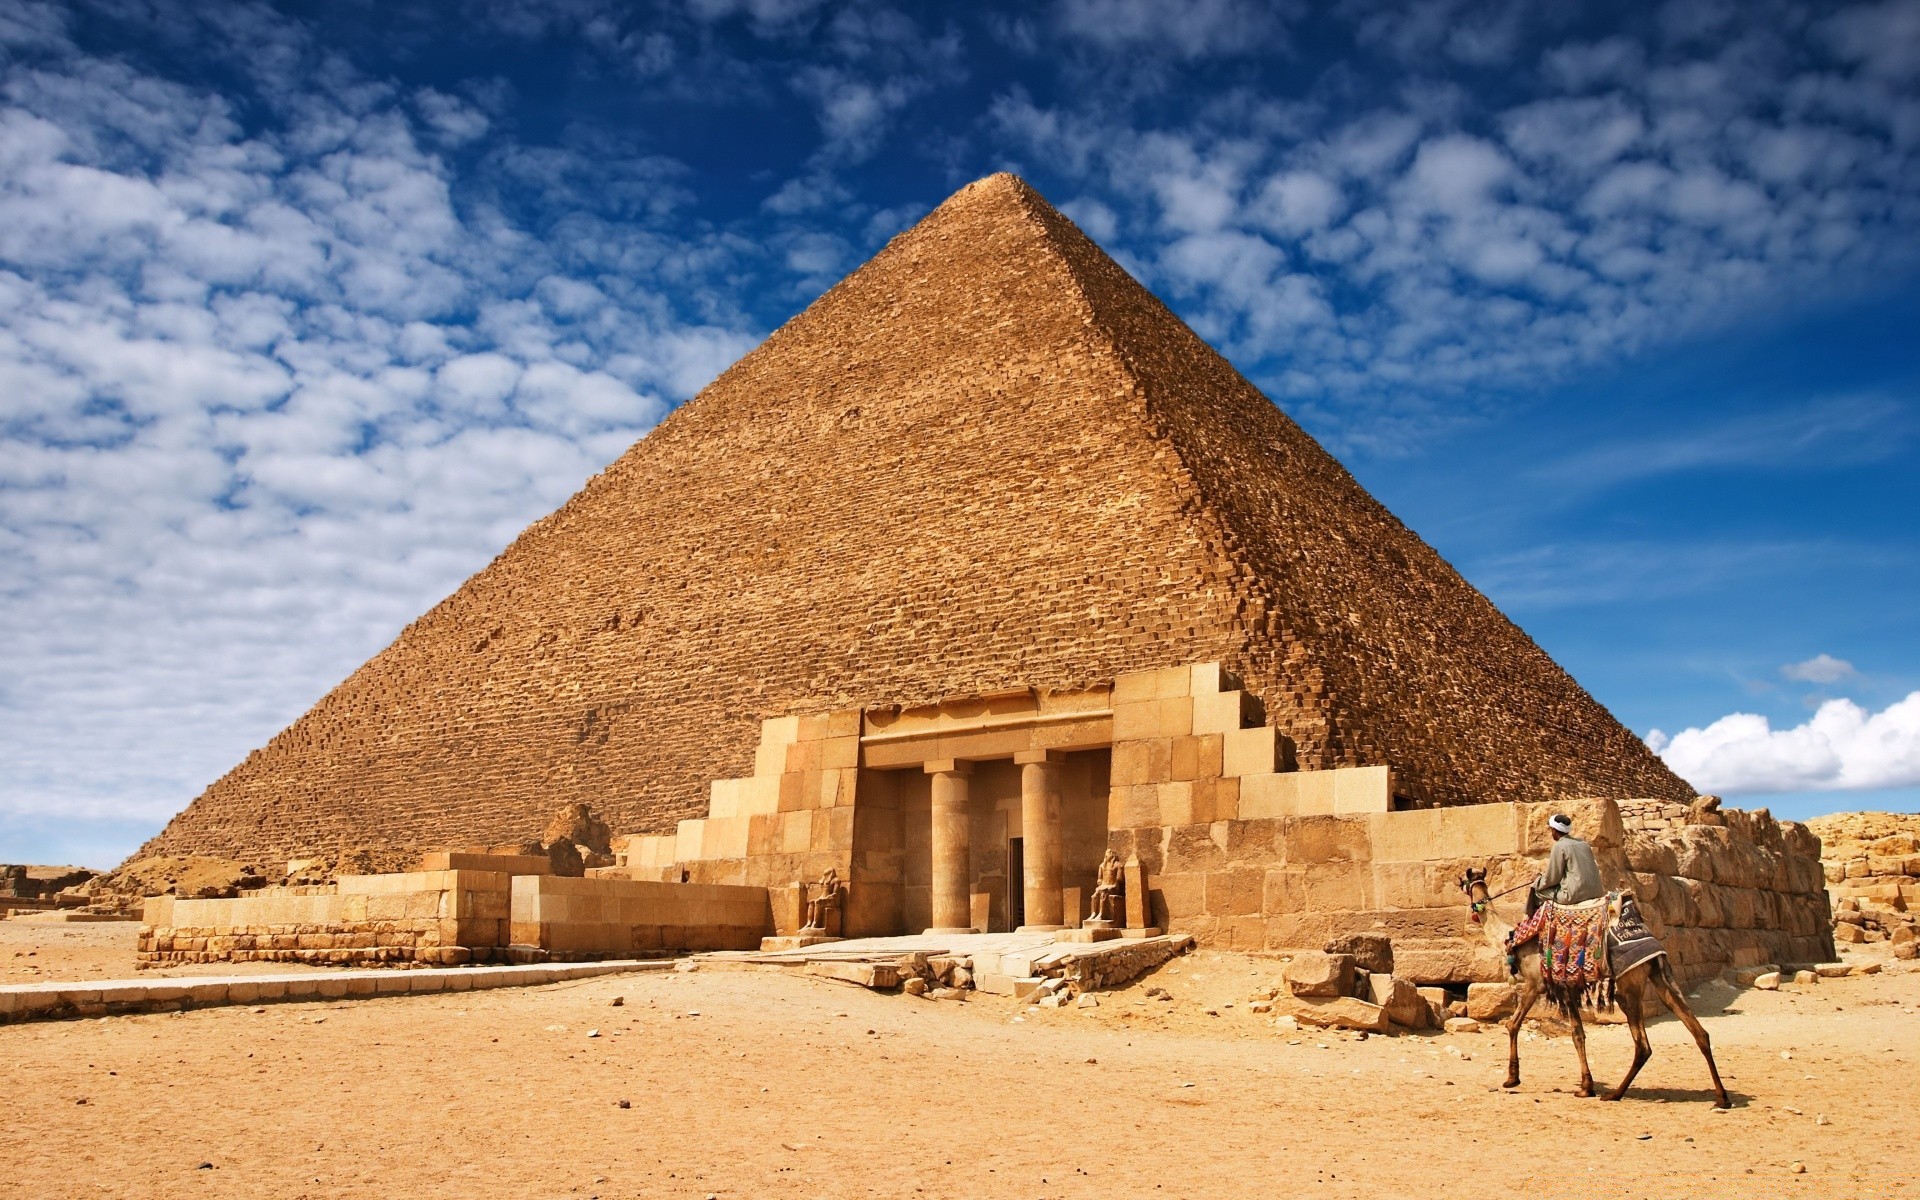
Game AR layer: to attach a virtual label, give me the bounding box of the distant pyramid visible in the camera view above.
[137,173,1688,864]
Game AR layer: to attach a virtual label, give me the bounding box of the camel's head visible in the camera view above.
[1458,867,1490,921]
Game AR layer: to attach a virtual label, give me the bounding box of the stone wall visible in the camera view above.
[138,870,513,967]
[1110,796,1832,987]
[508,875,769,960]
[137,173,1687,870]
[1806,812,1920,919]
[1616,800,1835,982]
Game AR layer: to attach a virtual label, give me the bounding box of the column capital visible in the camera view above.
[923,758,973,775]
[1012,749,1066,766]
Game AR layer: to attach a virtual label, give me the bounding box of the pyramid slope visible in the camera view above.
[139,174,1686,865]
[1024,197,1690,807]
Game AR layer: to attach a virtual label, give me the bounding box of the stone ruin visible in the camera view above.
[119,174,1836,1010]
[1807,812,1920,960]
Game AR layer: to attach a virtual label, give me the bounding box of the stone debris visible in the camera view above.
[1283,951,1354,998]
[1324,933,1393,976]
[805,961,899,990]
[1444,1017,1481,1034]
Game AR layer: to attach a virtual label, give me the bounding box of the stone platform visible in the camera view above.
[0,959,669,1025]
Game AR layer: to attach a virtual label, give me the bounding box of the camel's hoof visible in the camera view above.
[1502,1078,1520,1089]
[1714,1097,1731,1110]
[1600,1092,1624,1102]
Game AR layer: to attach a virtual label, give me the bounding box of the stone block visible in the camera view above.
[1367,974,1429,1028]
[1326,932,1394,974]
[1110,784,1163,829]
[1283,950,1354,998]
[1282,815,1372,864]
[1111,667,1162,705]
[1291,771,1337,815]
[1300,862,1372,912]
[1187,662,1228,696]
[1110,740,1159,787]
[1155,873,1204,922]
[1156,781,1196,827]
[1393,942,1507,985]
[1332,767,1392,814]
[1192,689,1253,736]
[1205,869,1264,917]
[1112,702,1161,742]
[1237,772,1296,820]
[1222,727,1282,777]
[1466,981,1516,1021]
[1281,993,1389,1033]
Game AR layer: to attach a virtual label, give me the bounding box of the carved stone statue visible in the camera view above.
[802,867,842,933]
[1088,849,1124,925]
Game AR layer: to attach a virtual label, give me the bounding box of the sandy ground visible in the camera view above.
[3,925,1916,1200]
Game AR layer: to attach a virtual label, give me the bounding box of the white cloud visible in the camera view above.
[0,7,759,859]
[1647,692,1920,793]
[1782,654,1859,684]
[985,0,1920,453]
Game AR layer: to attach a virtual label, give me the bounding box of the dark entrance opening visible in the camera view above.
[1007,837,1025,929]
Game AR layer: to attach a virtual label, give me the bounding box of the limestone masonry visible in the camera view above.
[139,172,1691,868]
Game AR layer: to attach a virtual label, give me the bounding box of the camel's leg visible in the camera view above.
[1602,971,1653,1103]
[1568,1004,1596,1098]
[1644,959,1731,1108]
[1504,978,1540,1089]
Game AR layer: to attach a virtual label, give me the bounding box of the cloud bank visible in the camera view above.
[1648,692,1920,794]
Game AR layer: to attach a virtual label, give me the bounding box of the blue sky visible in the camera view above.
[2,0,1917,868]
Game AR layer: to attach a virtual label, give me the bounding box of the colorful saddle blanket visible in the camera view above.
[1508,895,1619,1015]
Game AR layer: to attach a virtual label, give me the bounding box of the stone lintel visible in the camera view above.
[1012,749,1067,765]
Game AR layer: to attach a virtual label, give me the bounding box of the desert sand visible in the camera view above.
[3,923,1915,1200]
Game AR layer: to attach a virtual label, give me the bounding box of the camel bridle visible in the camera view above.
[1459,869,1527,922]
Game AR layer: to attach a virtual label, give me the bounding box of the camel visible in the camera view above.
[1458,867,1730,1108]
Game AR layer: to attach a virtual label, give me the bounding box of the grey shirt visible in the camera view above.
[1537,835,1604,905]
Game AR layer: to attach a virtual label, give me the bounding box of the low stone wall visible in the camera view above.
[138,869,513,967]
[0,960,660,1025]
[508,875,770,960]
[1111,796,1832,988]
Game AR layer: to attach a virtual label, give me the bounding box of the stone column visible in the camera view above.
[925,759,975,934]
[1015,750,1066,930]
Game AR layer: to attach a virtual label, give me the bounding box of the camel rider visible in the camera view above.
[1534,813,1604,908]
[1504,813,1607,972]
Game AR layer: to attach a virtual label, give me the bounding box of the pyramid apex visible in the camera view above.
[941,171,1050,213]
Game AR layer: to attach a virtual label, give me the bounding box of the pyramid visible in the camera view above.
[136,174,1689,865]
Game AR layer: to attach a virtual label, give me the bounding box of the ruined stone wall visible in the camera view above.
[1616,799,1834,984]
[1806,812,1920,941]
[1112,796,1831,987]
[137,870,513,968]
